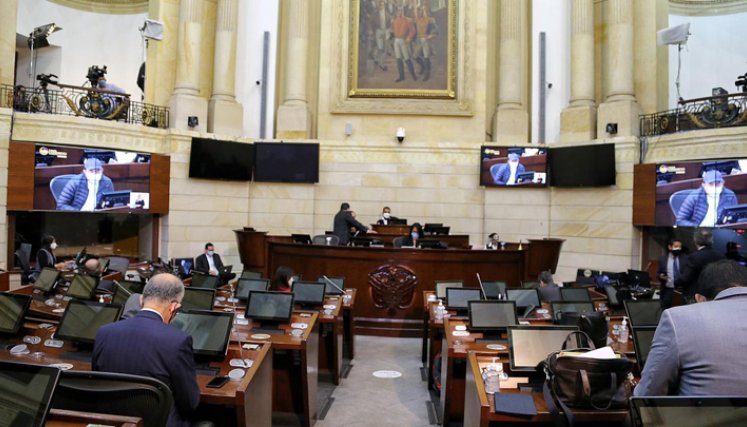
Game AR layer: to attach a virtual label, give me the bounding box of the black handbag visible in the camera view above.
[540,331,634,427]
[555,310,609,349]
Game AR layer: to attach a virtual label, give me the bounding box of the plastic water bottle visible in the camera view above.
[619,317,629,344]
[435,300,445,321]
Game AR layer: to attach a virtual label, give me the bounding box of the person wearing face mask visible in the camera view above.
[492,152,526,185]
[657,238,684,309]
[376,206,400,225]
[33,235,67,278]
[194,242,233,280]
[401,222,424,247]
[55,158,115,211]
[93,273,200,426]
[675,170,738,227]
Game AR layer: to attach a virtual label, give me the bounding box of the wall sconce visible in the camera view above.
[396,127,406,143]
[606,122,618,135]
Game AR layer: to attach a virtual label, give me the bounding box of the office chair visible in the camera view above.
[49,174,78,204]
[50,370,173,427]
[669,189,698,219]
[106,256,130,275]
[392,236,406,248]
[312,234,339,245]
[15,245,33,284]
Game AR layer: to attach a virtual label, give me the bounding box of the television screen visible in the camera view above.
[654,159,747,227]
[253,142,319,183]
[34,145,151,212]
[189,137,254,181]
[480,146,548,187]
[548,143,616,187]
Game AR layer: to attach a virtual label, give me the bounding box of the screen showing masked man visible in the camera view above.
[56,158,114,211]
[675,170,738,227]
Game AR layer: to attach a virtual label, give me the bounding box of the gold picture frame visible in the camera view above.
[348,0,457,99]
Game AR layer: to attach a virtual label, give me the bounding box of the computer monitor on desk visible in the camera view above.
[388,218,407,225]
[507,325,579,373]
[559,287,592,302]
[181,288,215,311]
[56,299,123,346]
[246,291,294,326]
[318,276,345,295]
[468,300,518,335]
[170,310,233,357]
[190,274,219,290]
[291,234,312,245]
[419,239,446,249]
[235,278,270,301]
[292,281,326,308]
[424,225,450,236]
[0,360,62,427]
[66,274,98,300]
[33,268,60,294]
[97,190,131,209]
[423,223,443,234]
[445,287,482,314]
[506,289,541,317]
[0,293,32,334]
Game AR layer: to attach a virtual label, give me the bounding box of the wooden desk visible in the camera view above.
[342,288,356,360]
[464,353,628,426]
[47,408,142,426]
[1,322,273,427]
[316,296,344,385]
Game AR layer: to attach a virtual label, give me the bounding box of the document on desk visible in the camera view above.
[560,346,619,359]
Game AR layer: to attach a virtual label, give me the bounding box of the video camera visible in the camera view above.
[86,65,108,87]
[737,72,747,93]
[36,73,58,87]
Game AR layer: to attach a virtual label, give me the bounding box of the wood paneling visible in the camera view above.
[149,154,170,214]
[8,142,35,211]
[633,163,657,226]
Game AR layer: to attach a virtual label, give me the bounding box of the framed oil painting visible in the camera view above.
[348,0,457,99]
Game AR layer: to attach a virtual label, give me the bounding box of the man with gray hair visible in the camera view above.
[675,228,724,302]
[93,273,200,426]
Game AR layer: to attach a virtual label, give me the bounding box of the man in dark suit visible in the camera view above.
[376,206,399,225]
[92,273,200,426]
[675,170,738,226]
[195,242,223,276]
[675,228,724,301]
[332,202,376,245]
[56,158,115,211]
[538,270,561,302]
[657,238,683,309]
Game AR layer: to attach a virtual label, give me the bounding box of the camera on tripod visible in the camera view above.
[736,72,747,93]
[86,65,108,87]
[36,73,58,87]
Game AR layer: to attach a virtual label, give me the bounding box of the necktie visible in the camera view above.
[673,256,679,282]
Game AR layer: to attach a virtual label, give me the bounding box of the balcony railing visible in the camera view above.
[640,92,747,137]
[1,83,169,129]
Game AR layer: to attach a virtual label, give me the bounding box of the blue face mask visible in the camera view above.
[411,232,419,239]
[207,250,214,256]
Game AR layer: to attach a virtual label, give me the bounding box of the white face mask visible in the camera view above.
[50,242,58,250]
[411,232,419,239]
[383,213,391,219]
[207,250,215,256]
[704,184,722,196]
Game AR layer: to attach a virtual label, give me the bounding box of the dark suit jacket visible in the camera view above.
[194,253,223,274]
[657,253,683,287]
[492,163,526,185]
[333,211,368,246]
[92,310,200,427]
[56,173,115,211]
[539,284,561,302]
[675,247,724,296]
[675,187,738,226]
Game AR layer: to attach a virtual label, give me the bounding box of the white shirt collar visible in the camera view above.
[141,307,164,322]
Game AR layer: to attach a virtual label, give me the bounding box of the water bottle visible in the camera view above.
[435,300,445,321]
[619,317,629,344]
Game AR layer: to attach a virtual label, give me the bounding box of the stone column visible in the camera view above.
[560,0,596,142]
[276,0,311,139]
[208,0,244,136]
[597,0,641,137]
[0,0,18,88]
[169,0,208,131]
[493,0,529,143]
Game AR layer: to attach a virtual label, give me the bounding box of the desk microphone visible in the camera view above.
[476,273,486,298]
[321,275,345,294]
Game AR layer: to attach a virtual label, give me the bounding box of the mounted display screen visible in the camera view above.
[480,146,548,187]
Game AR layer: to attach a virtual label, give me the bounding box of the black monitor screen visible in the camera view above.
[436,281,463,299]
[549,143,616,187]
[551,302,595,319]
[0,361,61,427]
[245,291,294,323]
[292,281,326,306]
[625,300,662,327]
[173,258,194,278]
[317,276,345,295]
[33,268,60,293]
[630,397,747,427]
[170,310,233,357]
[118,280,145,294]
[190,275,219,290]
[66,274,98,300]
[468,301,518,331]
[189,137,254,181]
[480,146,548,187]
[0,293,32,334]
[291,234,312,245]
[627,269,652,287]
[111,282,132,306]
[253,142,319,183]
[508,326,579,371]
[182,288,215,311]
[506,289,541,308]
[446,288,482,310]
[240,270,263,280]
[56,300,123,344]
[560,287,591,301]
[236,278,270,301]
[633,327,657,371]
[481,281,507,300]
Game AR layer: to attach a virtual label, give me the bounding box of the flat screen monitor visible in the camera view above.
[468,300,518,331]
[481,280,507,300]
[240,270,263,280]
[436,280,463,299]
[182,288,215,311]
[418,239,445,249]
[627,269,652,287]
[551,301,595,320]
[66,274,98,300]
[549,143,616,187]
[56,300,123,344]
[111,282,132,306]
[188,137,254,181]
[0,293,32,334]
[190,274,219,290]
[291,234,312,245]
[350,237,374,247]
[245,291,294,323]
[235,278,270,301]
[34,144,151,212]
[506,289,541,310]
[173,258,194,278]
[629,396,747,427]
[446,288,482,310]
[654,159,747,227]
[625,300,662,327]
[389,218,408,225]
[317,276,345,295]
[292,281,326,306]
[118,280,145,294]
[633,326,657,371]
[170,310,233,357]
[33,268,60,293]
[0,361,62,427]
[508,325,579,372]
[480,146,548,187]
[424,226,450,236]
[253,142,320,183]
[560,287,591,302]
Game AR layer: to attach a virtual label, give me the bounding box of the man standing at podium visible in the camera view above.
[333,202,376,245]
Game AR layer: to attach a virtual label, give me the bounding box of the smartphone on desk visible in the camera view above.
[206,375,230,388]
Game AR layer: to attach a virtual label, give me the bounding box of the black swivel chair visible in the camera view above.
[50,370,174,427]
[49,174,78,204]
[15,244,33,284]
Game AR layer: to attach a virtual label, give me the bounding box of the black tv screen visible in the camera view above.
[549,143,616,187]
[189,138,254,181]
[253,142,319,183]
